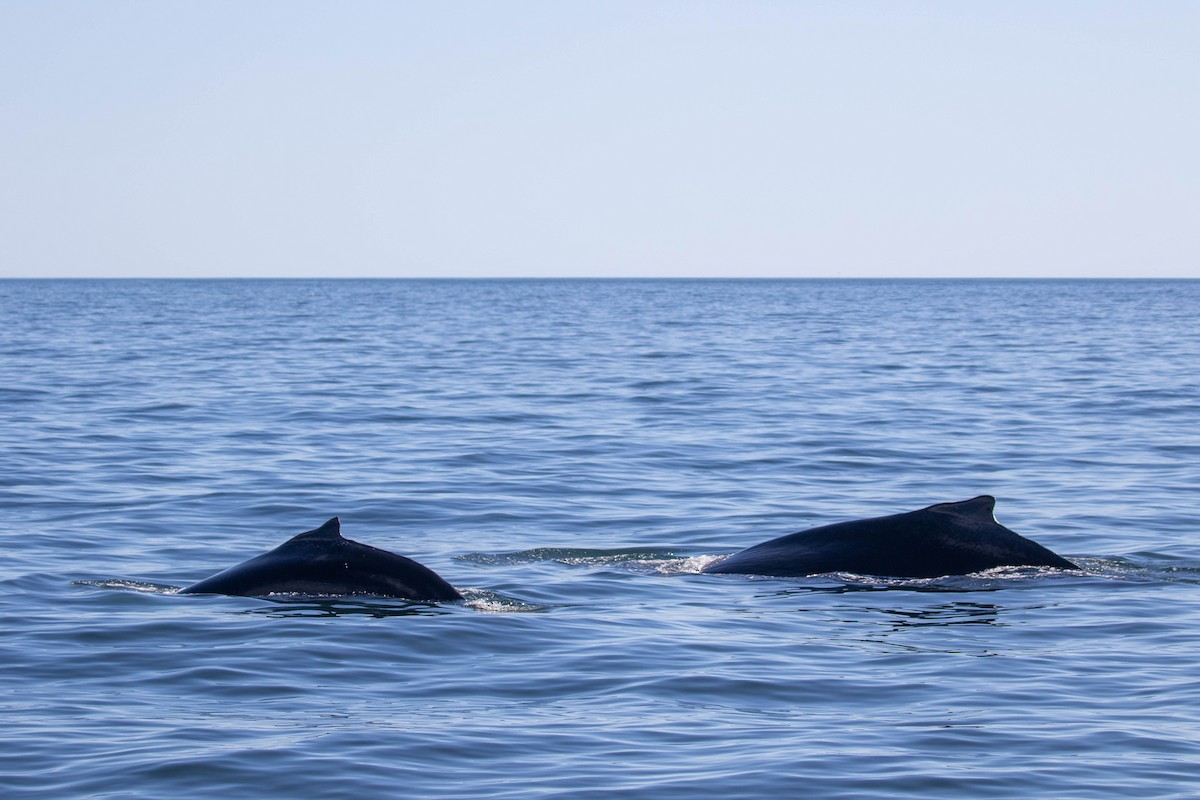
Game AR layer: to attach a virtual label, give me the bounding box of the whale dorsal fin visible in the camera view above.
[929,495,996,521]
[289,517,343,541]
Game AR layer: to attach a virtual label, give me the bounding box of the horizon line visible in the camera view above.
[2,275,1196,281]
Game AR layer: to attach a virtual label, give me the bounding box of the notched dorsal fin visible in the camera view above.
[289,517,343,542]
[929,495,996,521]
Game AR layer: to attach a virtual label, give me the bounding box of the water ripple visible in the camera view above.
[2,279,1199,798]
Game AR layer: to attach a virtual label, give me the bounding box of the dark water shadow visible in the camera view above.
[235,596,455,618]
[878,601,1003,628]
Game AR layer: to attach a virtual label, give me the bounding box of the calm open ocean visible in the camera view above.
[1,279,1198,798]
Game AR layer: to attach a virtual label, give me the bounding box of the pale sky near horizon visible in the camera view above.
[1,2,1196,279]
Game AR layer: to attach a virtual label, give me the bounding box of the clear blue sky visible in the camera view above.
[2,1,1196,278]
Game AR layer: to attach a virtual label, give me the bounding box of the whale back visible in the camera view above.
[703,496,1077,578]
[180,517,463,601]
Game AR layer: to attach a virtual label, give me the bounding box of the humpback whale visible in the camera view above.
[703,496,1077,579]
[180,517,463,601]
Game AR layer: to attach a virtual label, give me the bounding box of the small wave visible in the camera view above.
[457,547,680,566]
[460,589,549,613]
[1078,556,1200,586]
[655,555,727,575]
[71,579,182,594]
[0,386,51,402]
[118,402,196,416]
[460,548,729,579]
[825,566,1083,592]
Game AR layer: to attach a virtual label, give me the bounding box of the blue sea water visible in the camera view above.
[1,278,1198,799]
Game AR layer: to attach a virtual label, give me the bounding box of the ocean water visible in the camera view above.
[1,278,1198,799]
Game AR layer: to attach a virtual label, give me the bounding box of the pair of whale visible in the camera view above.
[179,496,1078,601]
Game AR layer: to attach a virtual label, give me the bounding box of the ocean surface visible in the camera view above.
[1,278,1198,799]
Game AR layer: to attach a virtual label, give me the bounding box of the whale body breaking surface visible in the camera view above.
[179,517,463,601]
[702,495,1078,579]
[176,497,1077,600]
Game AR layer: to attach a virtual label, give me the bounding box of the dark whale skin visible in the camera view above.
[703,496,1078,579]
[180,517,463,601]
